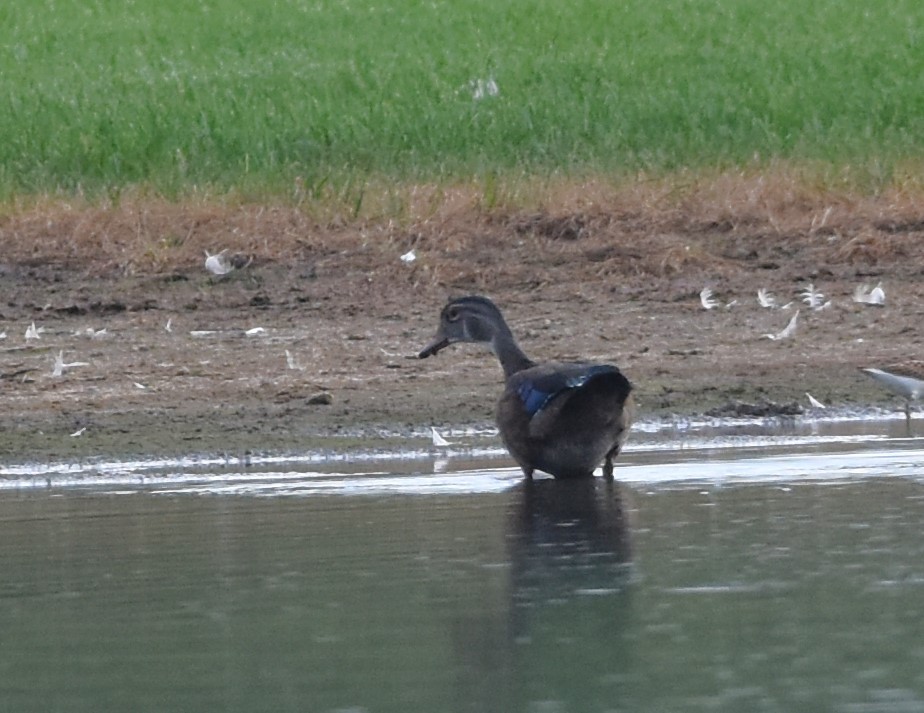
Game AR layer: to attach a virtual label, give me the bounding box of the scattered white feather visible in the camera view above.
[763,310,799,341]
[811,206,834,232]
[869,283,886,304]
[806,392,826,409]
[285,350,303,371]
[25,322,41,340]
[134,382,148,390]
[69,427,87,438]
[699,287,719,310]
[471,77,499,100]
[400,249,416,265]
[52,350,89,377]
[245,327,266,336]
[165,318,173,333]
[431,427,451,448]
[204,249,233,276]
[757,288,778,308]
[724,299,739,309]
[0,331,6,340]
[801,283,829,310]
[190,330,218,337]
[75,326,108,338]
[853,282,885,306]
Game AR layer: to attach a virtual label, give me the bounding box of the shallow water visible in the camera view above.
[3,417,924,712]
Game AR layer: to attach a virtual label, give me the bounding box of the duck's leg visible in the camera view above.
[602,448,619,480]
[602,437,628,479]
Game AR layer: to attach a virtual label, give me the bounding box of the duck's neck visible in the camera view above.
[490,329,535,379]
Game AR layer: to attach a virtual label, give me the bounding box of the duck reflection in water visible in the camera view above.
[508,476,633,612]
[451,477,634,712]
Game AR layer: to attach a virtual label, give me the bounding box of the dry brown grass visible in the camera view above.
[3,168,924,288]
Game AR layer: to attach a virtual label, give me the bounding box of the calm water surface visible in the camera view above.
[3,420,924,712]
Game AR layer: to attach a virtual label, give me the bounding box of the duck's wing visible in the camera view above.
[512,363,621,418]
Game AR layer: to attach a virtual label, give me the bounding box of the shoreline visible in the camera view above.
[1,395,916,470]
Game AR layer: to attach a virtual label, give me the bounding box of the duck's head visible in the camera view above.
[418,296,508,358]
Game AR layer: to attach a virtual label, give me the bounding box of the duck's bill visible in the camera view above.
[418,336,450,359]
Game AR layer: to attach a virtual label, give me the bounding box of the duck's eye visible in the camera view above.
[446,306,461,322]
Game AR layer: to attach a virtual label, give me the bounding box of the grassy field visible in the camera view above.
[2,0,923,200]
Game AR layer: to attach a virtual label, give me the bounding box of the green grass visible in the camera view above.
[1,0,923,198]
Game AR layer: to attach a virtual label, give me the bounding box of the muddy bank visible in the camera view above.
[2,190,923,463]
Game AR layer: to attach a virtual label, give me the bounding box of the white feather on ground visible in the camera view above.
[763,310,799,340]
[285,350,303,371]
[470,77,499,100]
[75,327,107,338]
[806,392,826,409]
[801,283,831,310]
[52,351,89,377]
[757,288,778,308]
[700,287,719,310]
[853,282,885,305]
[431,427,451,447]
[204,249,233,276]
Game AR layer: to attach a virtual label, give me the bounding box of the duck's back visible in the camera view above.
[497,362,633,478]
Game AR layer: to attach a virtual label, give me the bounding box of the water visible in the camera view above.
[3,418,924,712]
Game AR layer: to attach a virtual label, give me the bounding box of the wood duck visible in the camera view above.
[418,296,634,479]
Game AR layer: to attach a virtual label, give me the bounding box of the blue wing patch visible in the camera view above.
[515,364,617,417]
